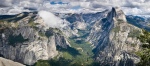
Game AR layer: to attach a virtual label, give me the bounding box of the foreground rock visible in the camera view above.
[0,57,25,66]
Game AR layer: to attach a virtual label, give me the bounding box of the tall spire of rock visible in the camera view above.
[107,7,127,23]
[114,7,127,22]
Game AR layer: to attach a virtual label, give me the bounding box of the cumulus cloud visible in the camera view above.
[0,0,150,15]
[38,11,67,28]
[0,0,13,7]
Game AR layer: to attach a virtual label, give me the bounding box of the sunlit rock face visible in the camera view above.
[93,7,141,66]
[0,57,25,66]
[0,12,70,65]
[56,7,141,66]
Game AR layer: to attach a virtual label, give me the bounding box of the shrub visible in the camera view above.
[136,29,150,66]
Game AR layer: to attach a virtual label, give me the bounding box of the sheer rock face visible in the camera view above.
[54,8,141,66]
[0,57,25,66]
[93,7,141,66]
[59,7,141,66]
[0,13,70,65]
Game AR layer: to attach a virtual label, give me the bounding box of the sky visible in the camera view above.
[0,0,150,15]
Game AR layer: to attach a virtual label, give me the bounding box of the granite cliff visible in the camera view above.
[93,7,141,66]
[0,12,70,65]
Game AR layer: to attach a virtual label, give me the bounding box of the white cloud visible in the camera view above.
[0,0,13,7]
[0,0,150,15]
[38,11,67,28]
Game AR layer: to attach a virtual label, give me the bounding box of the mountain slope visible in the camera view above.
[126,15,150,31]
[0,7,143,66]
[56,7,142,66]
[0,12,70,65]
[94,7,141,66]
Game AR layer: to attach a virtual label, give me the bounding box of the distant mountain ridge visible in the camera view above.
[126,15,150,31]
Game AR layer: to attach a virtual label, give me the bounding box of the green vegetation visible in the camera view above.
[130,43,136,47]
[77,29,89,39]
[8,34,28,47]
[66,39,94,65]
[117,19,123,21]
[34,60,50,66]
[38,31,46,37]
[112,26,120,33]
[34,57,83,66]
[136,29,150,66]
[138,30,150,44]
[136,49,150,66]
[33,32,95,66]
[117,19,124,24]
[28,22,39,27]
[128,29,141,38]
[37,27,64,39]
[28,24,96,66]
[52,38,94,66]
[0,20,20,31]
[0,21,14,28]
[28,21,40,31]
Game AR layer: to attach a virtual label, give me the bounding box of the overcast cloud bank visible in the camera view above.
[0,0,150,15]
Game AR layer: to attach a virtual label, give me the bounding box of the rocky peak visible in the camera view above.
[93,7,141,66]
[107,7,126,23]
[106,7,116,22]
[114,7,127,22]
